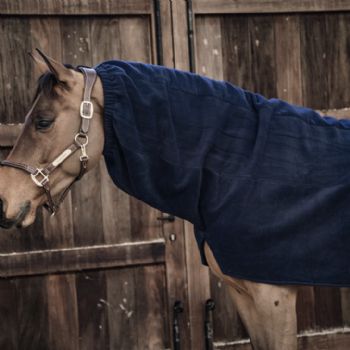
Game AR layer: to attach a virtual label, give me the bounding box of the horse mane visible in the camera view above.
[34,64,76,100]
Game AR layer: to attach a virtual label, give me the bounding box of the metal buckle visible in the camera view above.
[74,133,89,147]
[80,100,93,119]
[31,168,49,187]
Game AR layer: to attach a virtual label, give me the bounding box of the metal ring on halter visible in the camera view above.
[74,133,89,147]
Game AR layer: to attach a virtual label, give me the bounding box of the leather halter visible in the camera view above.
[0,67,97,216]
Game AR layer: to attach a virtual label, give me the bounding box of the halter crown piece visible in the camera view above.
[0,67,97,216]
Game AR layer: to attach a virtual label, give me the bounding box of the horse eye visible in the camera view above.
[35,119,53,131]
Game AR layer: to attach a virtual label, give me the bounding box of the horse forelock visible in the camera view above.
[34,63,76,101]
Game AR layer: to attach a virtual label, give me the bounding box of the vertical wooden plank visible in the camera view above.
[220,15,252,90]
[118,17,152,62]
[89,17,152,64]
[195,16,223,80]
[185,221,211,350]
[314,287,343,329]
[0,279,18,350]
[248,15,277,97]
[75,270,109,350]
[326,13,350,109]
[16,276,49,350]
[162,217,191,349]
[341,288,350,326]
[0,18,32,123]
[297,287,316,332]
[105,268,138,350]
[171,0,190,70]
[160,0,175,68]
[135,265,169,349]
[300,13,328,109]
[46,274,79,350]
[275,15,303,105]
[130,197,163,241]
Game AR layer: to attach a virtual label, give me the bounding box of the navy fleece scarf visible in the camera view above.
[96,60,350,286]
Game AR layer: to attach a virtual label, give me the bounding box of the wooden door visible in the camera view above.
[0,1,191,349]
[172,1,350,349]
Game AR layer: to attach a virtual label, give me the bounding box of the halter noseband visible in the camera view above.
[0,67,97,216]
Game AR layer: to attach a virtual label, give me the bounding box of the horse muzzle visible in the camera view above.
[0,199,31,229]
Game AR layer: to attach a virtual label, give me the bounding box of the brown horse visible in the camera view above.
[0,51,297,350]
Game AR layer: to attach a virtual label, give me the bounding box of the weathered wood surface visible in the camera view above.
[214,329,350,349]
[0,240,165,277]
[193,0,350,14]
[0,0,151,14]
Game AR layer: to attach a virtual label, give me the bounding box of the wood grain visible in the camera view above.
[105,268,138,349]
[314,287,343,329]
[300,13,329,109]
[184,221,211,350]
[46,274,79,350]
[0,240,166,277]
[135,265,169,349]
[171,0,190,70]
[326,13,350,109]
[0,18,33,123]
[0,279,18,349]
[195,16,223,79]
[214,329,350,349]
[221,15,252,90]
[76,270,109,350]
[249,15,277,97]
[16,276,49,350]
[162,214,191,349]
[0,0,152,14]
[275,15,303,105]
[159,0,174,68]
[193,0,350,14]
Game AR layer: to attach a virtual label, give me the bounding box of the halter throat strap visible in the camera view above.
[1,67,97,215]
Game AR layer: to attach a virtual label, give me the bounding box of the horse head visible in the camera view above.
[0,50,104,228]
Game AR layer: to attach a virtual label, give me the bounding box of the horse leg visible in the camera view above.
[204,242,298,350]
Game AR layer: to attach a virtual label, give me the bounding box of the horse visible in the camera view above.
[4,49,343,350]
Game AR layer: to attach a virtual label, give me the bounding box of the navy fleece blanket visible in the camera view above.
[96,60,350,286]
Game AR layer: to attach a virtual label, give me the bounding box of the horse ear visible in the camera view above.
[28,51,49,76]
[33,48,73,82]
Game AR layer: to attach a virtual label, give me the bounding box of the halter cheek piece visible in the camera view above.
[0,67,97,216]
